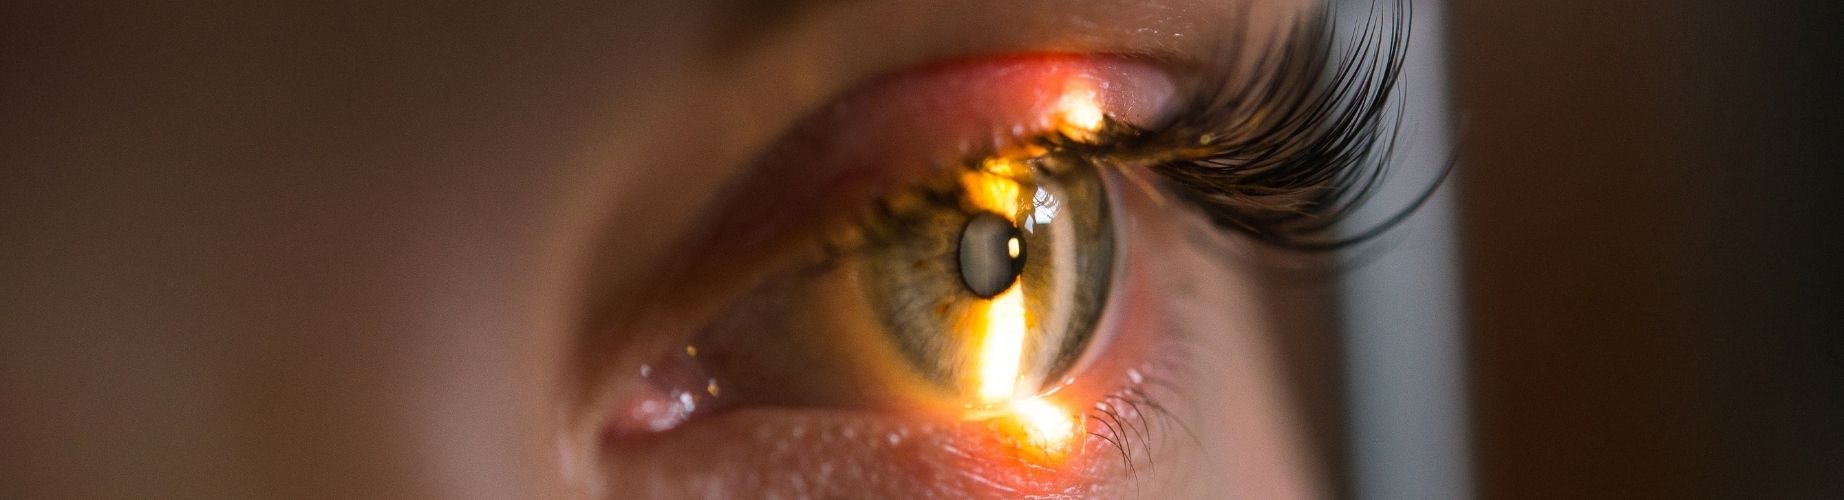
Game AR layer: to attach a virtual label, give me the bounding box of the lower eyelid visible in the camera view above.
[603,409,1134,498]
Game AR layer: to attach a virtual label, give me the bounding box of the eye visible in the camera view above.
[582,55,1179,495]
[639,136,1130,453]
[572,3,1415,494]
[610,55,1170,416]
[858,151,1116,406]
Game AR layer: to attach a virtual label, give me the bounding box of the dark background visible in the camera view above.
[1450,0,1843,497]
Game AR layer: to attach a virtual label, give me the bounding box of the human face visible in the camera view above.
[0,1,1423,498]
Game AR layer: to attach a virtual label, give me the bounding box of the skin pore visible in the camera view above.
[1,0,1325,498]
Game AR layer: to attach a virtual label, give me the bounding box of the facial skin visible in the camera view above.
[1,1,1324,498]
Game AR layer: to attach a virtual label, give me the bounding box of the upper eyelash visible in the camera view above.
[1090,0,1430,251]
[1037,0,1419,482]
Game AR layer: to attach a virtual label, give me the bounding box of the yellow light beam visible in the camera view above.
[961,167,1025,222]
[975,283,1027,402]
[957,76,1105,458]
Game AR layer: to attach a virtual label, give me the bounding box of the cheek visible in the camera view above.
[1140,216,1331,498]
[1096,163,1331,497]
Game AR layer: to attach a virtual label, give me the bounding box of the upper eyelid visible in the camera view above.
[657,55,1183,284]
[572,2,1308,349]
[701,0,1288,58]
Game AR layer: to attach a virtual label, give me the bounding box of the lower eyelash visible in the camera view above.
[1082,337,1204,484]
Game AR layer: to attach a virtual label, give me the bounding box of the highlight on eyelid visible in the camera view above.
[1008,398,1077,456]
[967,396,1081,463]
[1054,80,1107,141]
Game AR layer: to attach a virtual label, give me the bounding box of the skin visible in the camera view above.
[1,1,1324,498]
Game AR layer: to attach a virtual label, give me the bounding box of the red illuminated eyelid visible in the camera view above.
[677,54,1180,271]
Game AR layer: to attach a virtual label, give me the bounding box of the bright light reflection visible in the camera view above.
[961,161,1031,403]
[1055,82,1106,140]
[958,118,1088,456]
[1009,398,1076,454]
[975,283,1027,402]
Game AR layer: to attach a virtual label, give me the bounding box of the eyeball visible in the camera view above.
[957,212,1025,299]
[857,151,1117,405]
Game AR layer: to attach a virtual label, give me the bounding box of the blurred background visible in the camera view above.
[1450,0,1842,497]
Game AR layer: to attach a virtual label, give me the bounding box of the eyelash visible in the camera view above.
[1071,0,1420,252]
[1086,351,1199,480]
[1061,0,1413,474]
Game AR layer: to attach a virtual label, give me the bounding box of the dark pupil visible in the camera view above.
[958,212,1025,298]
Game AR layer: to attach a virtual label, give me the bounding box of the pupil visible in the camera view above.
[958,212,1025,298]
